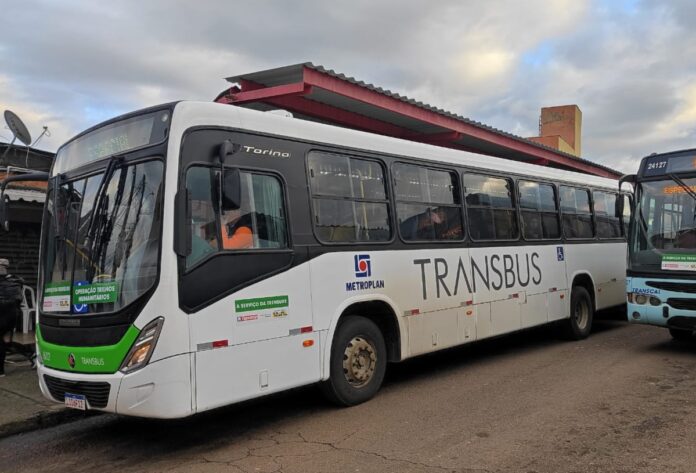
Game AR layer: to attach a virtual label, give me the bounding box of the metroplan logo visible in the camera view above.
[354,254,372,278]
[346,254,384,292]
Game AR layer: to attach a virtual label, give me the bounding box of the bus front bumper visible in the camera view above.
[37,353,193,419]
[627,282,696,330]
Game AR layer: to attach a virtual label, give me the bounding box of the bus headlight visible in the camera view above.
[649,296,662,306]
[627,293,635,303]
[120,318,164,374]
[635,294,648,305]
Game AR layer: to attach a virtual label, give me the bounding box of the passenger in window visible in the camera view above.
[221,210,254,249]
[433,207,463,240]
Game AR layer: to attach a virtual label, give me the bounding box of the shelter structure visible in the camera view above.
[0,143,52,288]
[215,63,619,179]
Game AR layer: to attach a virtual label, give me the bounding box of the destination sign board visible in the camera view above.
[53,109,169,176]
[643,153,696,177]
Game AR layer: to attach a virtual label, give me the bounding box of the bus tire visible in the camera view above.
[561,286,594,340]
[321,316,387,407]
[669,328,694,341]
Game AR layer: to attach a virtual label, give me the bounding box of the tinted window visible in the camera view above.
[593,191,621,239]
[308,151,391,242]
[463,174,518,240]
[394,163,463,241]
[560,186,594,239]
[186,167,288,268]
[519,181,560,240]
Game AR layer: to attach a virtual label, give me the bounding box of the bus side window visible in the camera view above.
[560,186,594,239]
[393,163,463,241]
[221,173,288,250]
[593,191,621,239]
[518,181,560,240]
[185,166,288,268]
[463,173,518,241]
[308,151,391,243]
[186,167,219,267]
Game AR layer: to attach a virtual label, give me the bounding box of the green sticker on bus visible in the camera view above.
[73,281,120,304]
[235,295,289,313]
[661,254,696,271]
[43,281,71,312]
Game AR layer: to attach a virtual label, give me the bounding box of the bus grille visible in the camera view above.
[43,375,110,408]
[666,298,696,311]
[647,281,696,294]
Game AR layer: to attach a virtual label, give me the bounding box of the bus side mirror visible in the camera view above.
[217,140,241,211]
[619,174,636,191]
[616,195,624,217]
[221,168,241,211]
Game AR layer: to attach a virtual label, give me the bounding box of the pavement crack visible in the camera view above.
[295,431,457,472]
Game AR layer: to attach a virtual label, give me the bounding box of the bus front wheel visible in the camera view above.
[669,328,694,341]
[321,316,387,406]
[561,286,594,340]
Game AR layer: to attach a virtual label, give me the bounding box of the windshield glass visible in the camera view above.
[630,177,696,273]
[41,160,164,314]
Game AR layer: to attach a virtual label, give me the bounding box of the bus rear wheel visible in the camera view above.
[561,286,594,340]
[321,316,386,406]
[669,328,694,341]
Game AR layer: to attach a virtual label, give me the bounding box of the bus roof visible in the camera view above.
[172,101,619,190]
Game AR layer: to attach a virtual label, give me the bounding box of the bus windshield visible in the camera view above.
[41,159,164,314]
[630,177,696,272]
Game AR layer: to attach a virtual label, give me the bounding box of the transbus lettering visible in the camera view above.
[414,252,545,300]
[413,258,432,300]
[503,255,515,288]
[516,254,531,287]
[453,257,473,295]
[472,256,490,291]
[490,254,503,290]
[434,258,451,298]
[531,252,542,285]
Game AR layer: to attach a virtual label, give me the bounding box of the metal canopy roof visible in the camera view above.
[215,62,620,179]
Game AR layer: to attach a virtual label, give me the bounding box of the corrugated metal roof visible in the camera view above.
[6,188,45,204]
[225,62,619,177]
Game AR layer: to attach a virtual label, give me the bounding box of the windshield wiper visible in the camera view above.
[669,173,696,202]
[84,156,123,281]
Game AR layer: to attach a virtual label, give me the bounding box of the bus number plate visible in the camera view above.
[64,393,87,410]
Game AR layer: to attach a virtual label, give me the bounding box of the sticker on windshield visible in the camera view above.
[72,281,90,314]
[661,254,696,271]
[72,281,120,304]
[43,282,71,312]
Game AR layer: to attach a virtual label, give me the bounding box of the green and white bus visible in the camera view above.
[24,101,628,418]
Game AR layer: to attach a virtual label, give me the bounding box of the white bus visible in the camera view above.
[29,101,628,417]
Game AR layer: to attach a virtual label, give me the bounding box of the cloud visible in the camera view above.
[0,0,694,175]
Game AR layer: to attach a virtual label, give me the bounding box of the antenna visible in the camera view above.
[1,110,32,161]
[31,126,50,147]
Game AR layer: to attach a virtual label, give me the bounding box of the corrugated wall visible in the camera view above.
[0,222,41,289]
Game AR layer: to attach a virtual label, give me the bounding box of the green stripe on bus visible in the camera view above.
[37,325,140,374]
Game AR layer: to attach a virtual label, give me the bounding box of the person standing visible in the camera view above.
[0,259,32,377]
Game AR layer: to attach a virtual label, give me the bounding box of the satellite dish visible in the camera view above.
[4,110,31,146]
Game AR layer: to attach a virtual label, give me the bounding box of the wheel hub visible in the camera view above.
[575,299,589,330]
[342,336,377,387]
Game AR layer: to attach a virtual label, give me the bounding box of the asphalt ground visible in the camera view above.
[1,315,695,473]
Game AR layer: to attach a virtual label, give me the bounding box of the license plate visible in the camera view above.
[64,393,87,410]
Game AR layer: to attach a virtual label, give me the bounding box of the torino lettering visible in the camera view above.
[413,252,542,300]
[242,145,290,158]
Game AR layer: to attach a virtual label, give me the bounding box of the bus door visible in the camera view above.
[179,129,318,410]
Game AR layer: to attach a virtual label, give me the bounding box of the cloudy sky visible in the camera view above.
[1,0,696,173]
